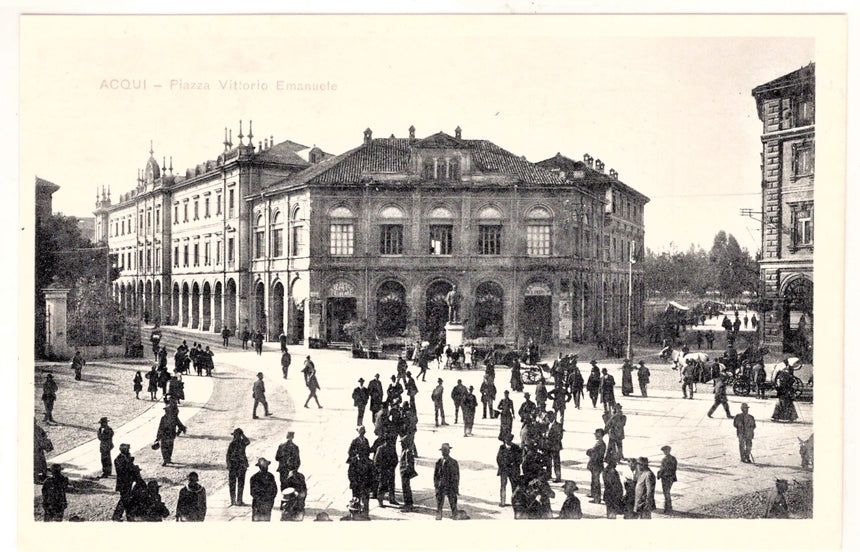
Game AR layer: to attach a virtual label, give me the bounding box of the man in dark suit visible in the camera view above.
[368,374,384,421]
[434,443,459,520]
[656,445,678,513]
[112,443,144,521]
[586,428,606,503]
[496,433,522,507]
[97,417,114,477]
[352,378,370,426]
[275,431,301,491]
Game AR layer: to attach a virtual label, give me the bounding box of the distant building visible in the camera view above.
[96,124,648,346]
[35,176,59,225]
[752,63,814,361]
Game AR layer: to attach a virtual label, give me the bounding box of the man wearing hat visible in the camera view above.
[41,464,69,521]
[252,372,271,419]
[545,411,565,483]
[496,433,522,507]
[586,428,606,503]
[462,386,478,437]
[374,436,399,507]
[733,403,756,463]
[497,390,515,440]
[112,443,144,521]
[604,403,626,462]
[41,373,57,423]
[657,445,678,513]
[249,457,278,521]
[431,378,448,426]
[433,443,460,520]
[602,458,625,518]
[368,374,384,420]
[451,379,467,424]
[599,368,616,413]
[227,428,250,506]
[280,467,308,520]
[518,392,537,423]
[97,417,115,478]
[352,378,370,426]
[281,347,291,379]
[276,431,301,491]
[637,361,651,397]
[633,457,656,519]
[707,371,733,419]
[558,480,582,519]
[155,408,182,466]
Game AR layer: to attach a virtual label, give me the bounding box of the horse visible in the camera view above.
[669,350,709,371]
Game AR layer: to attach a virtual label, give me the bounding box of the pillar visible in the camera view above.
[43,285,73,359]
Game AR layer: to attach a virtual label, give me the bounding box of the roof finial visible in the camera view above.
[228,129,233,148]
[169,156,173,174]
[455,126,462,139]
[270,135,273,148]
[258,141,262,153]
[238,120,244,145]
[107,184,110,200]
[409,125,415,140]
[247,120,253,143]
[149,140,154,156]
[102,185,106,201]
[224,127,229,151]
[162,157,167,173]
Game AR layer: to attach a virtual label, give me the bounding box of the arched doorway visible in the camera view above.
[473,281,504,338]
[326,280,358,343]
[376,281,408,338]
[254,281,266,335]
[201,282,212,331]
[213,282,223,333]
[172,283,180,325]
[271,281,285,337]
[191,282,200,329]
[289,278,305,344]
[144,280,153,323]
[425,280,453,342]
[782,277,813,361]
[521,280,552,343]
[153,281,162,325]
[225,279,237,333]
[181,283,190,327]
[137,280,144,317]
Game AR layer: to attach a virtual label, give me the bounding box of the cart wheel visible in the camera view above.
[790,376,804,399]
[733,379,751,396]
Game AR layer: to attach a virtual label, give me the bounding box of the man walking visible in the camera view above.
[276,431,301,491]
[681,360,696,399]
[302,356,322,408]
[733,403,756,463]
[71,350,85,381]
[599,368,616,413]
[431,378,448,427]
[227,428,250,506]
[250,458,278,521]
[399,435,417,511]
[434,443,460,520]
[451,379,467,423]
[546,412,564,482]
[281,348,291,379]
[481,376,497,419]
[496,433,522,507]
[252,372,271,419]
[656,445,677,513]
[637,361,650,397]
[633,457,656,519]
[155,408,181,465]
[462,386,477,437]
[604,403,627,462]
[221,326,231,347]
[42,374,57,423]
[373,436,399,507]
[707,372,733,418]
[352,378,370,426]
[497,390,515,440]
[112,443,144,521]
[586,428,606,503]
[97,417,114,478]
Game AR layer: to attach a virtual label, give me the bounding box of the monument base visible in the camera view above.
[444,322,465,349]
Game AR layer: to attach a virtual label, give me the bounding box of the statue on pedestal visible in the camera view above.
[445,285,463,324]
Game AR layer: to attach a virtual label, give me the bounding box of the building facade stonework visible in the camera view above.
[752,63,814,361]
[96,125,648,347]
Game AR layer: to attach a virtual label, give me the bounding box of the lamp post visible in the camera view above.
[627,242,635,359]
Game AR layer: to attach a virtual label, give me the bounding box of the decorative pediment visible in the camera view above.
[413,132,466,149]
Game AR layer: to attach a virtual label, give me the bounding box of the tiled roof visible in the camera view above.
[535,153,650,203]
[267,132,567,190]
[256,140,311,166]
[752,62,814,97]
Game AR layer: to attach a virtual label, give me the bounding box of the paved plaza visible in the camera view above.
[35,327,813,521]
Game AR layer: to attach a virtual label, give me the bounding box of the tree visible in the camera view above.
[67,275,125,346]
[709,231,758,301]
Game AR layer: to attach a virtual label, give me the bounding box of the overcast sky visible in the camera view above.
[20,16,815,253]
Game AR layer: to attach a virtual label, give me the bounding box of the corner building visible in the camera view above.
[97,125,648,347]
[752,64,814,361]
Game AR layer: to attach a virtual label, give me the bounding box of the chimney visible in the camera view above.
[408,125,415,141]
[455,126,462,139]
[364,128,372,145]
[595,159,605,173]
[584,153,593,168]
[609,168,618,179]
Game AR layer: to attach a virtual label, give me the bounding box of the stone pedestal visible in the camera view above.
[43,284,72,359]
[444,322,465,349]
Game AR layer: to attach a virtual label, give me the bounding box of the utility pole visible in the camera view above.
[627,242,635,359]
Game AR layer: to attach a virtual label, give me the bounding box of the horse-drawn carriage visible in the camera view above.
[724,357,807,399]
[521,362,552,385]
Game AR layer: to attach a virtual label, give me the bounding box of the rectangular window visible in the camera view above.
[146,250,151,270]
[429,224,453,255]
[791,203,814,249]
[139,213,143,231]
[155,209,160,230]
[603,235,610,261]
[291,225,305,256]
[204,197,210,218]
[380,225,403,255]
[272,228,284,257]
[138,250,143,267]
[793,145,814,177]
[527,224,551,256]
[204,242,210,265]
[183,245,189,267]
[254,230,265,259]
[174,246,179,267]
[193,243,199,266]
[228,189,235,217]
[228,237,235,264]
[329,224,354,255]
[478,225,502,255]
[215,240,221,265]
[155,249,160,270]
[146,212,151,232]
[183,203,189,222]
[193,201,199,220]
[796,98,814,126]
[174,205,178,224]
[216,194,222,215]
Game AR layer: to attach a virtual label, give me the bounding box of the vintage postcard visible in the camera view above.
[16,11,846,551]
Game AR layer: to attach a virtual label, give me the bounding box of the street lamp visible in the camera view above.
[627,242,635,359]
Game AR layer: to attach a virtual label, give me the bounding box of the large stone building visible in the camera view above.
[752,63,814,361]
[96,124,648,347]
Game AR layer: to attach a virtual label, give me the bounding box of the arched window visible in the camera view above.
[474,282,504,336]
[477,206,503,255]
[428,206,454,255]
[449,158,460,180]
[290,206,306,257]
[379,205,406,255]
[526,206,552,256]
[271,211,284,257]
[329,206,354,256]
[254,213,266,259]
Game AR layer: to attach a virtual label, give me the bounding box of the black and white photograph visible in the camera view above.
[13,8,848,551]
